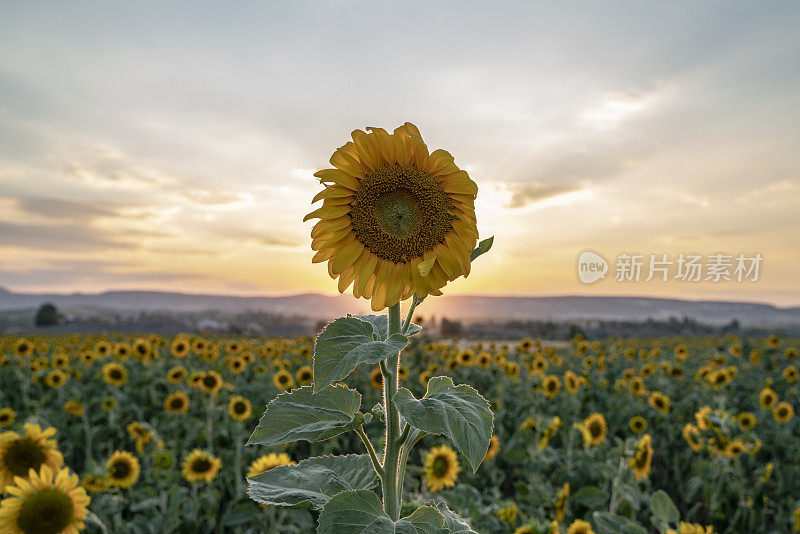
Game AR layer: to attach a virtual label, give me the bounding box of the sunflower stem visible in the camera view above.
[380,303,402,520]
[356,425,384,478]
[401,295,420,334]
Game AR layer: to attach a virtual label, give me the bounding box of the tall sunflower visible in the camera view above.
[106,451,140,488]
[0,465,90,534]
[0,424,64,490]
[0,409,15,428]
[304,123,479,311]
[227,395,252,421]
[182,449,221,483]
[102,362,127,387]
[579,413,607,447]
[629,434,654,479]
[423,444,461,492]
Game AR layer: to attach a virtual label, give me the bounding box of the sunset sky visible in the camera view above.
[1,2,798,305]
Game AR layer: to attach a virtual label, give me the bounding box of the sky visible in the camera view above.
[0,1,799,305]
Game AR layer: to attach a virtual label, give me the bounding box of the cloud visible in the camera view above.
[505,182,586,209]
[0,221,126,251]
[14,196,116,222]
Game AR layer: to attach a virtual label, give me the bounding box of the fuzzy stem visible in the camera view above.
[381,303,402,520]
[356,425,384,478]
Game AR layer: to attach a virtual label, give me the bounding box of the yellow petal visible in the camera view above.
[440,171,478,195]
[314,169,360,191]
[330,240,364,275]
[303,204,350,222]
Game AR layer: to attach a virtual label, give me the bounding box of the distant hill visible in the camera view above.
[1,288,799,327]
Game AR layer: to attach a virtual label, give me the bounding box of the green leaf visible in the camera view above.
[394,376,493,472]
[403,506,448,534]
[247,455,379,510]
[592,512,648,534]
[469,236,493,261]
[572,486,607,510]
[433,502,477,534]
[650,490,680,524]
[313,316,409,392]
[247,385,364,446]
[317,490,446,534]
[353,314,422,340]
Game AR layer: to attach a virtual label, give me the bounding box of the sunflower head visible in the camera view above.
[579,413,607,447]
[483,435,500,462]
[0,424,64,490]
[773,401,794,423]
[199,371,223,395]
[164,392,190,414]
[106,450,140,488]
[305,123,482,311]
[423,444,461,492]
[228,395,252,421]
[295,365,313,386]
[630,416,648,434]
[0,465,90,534]
[246,452,295,478]
[272,370,295,391]
[0,408,16,428]
[181,449,221,483]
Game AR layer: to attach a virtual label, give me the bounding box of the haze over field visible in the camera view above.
[1,2,799,304]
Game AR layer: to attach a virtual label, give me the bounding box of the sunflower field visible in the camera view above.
[1,331,799,533]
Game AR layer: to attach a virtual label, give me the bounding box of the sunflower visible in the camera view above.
[759,387,778,409]
[0,465,90,534]
[773,401,794,423]
[555,482,570,522]
[579,413,607,447]
[102,362,127,387]
[81,474,108,494]
[51,354,69,369]
[0,424,64,490]
[182,449,221,483]
[246,452,295,477]
[398,365,409,381]
[518,338,534,353]
[199,371,223,395]
[166,366,187,384]
[630,416,648,434]
[477,352,492,369]
[101,397,116,411]
[542,375,561,398]
[44,370,68,389]
[629,434,654,479]
[567,519,596,534]
[648,392,670,414]
[13,339,34,358]
[295,365,313,386]
[114,343,131,360]
[228,395,252,421]
[170,337,190,358]
[227,356,246,375]
[783,365,799,383]
[369,367,384,389]
[63,401,84,417]
[106,451,140,488]
[423,444,461,492]
[78,352,94,365]
[564,370,580,394]
[164,392,190,414]
[629,376,646,396]
[737,412,757,431]
[504,361,521,379]
[272,370,295,391]
[457,350,475,367]
[483,435,500,461]
[0,409,14,428]
[94,341,111,358]
[513,527,535,534]
[497,503,519,525]
[682,423,704,452]
[304,122,480,311]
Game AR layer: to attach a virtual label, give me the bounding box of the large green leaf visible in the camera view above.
[394,376,493,472]
[317,490,446,534]
[313,316,410,392]
[247,385,365,446]
[353,314,423,340]
[247,455,378,510]
[433,502,477,534]
[592,512,648,534]
[469,236,494,261]
[650,490,679,524]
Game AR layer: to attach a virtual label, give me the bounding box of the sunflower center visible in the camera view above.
[589,422,603,437]
[431,456,449,477]
[3,438,47,477]
[234,402,246,414]
[192,458,212,473]
[350,164,453,263]
[110,370,122,380]
[16,487,74,534]
[111,460,131,479]
[203,376,217,388]
[170,399,183,410]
